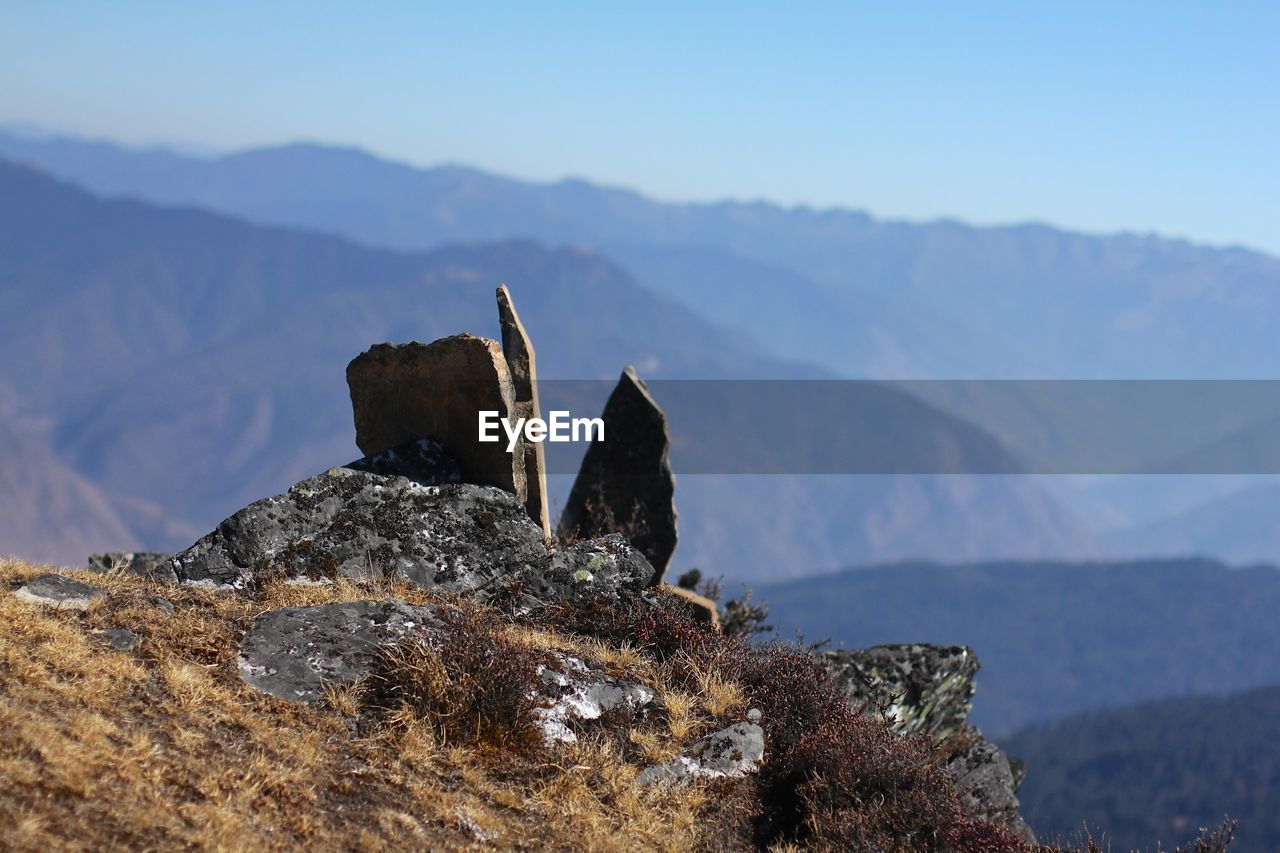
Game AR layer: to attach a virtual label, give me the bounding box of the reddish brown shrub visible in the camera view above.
[367,605,548,753]
[544,592,1025,850]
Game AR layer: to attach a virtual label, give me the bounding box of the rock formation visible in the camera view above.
[239,600,444,703]
[49,293,1041,845]
[496,284,551,540]
[347,334,526,505]
[822,644,1035,843]
[13,573,105,610]
[636,718,766,786]
[558,367,678,583]
[159,436,655,608]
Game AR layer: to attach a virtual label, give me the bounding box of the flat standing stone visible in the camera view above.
[497,284,551,540]
[347,334,525,503]
[558,367,677,584]
[13,573,106,611]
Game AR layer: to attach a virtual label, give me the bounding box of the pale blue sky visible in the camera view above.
[3,2,1278,253]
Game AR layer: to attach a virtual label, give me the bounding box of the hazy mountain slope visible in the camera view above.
[1004,685,1280,852]
[760,558,1280,735]
[599,242,1011,378]
[0,408,136,564]
[1105,483,1280,564]
[0,159,1092,576]
[7,130,1280,379]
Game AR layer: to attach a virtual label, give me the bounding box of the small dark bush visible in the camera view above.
[547,592,722,664]
[366,605,547,753]
[676,568,773,639]
[720,643,1024,851]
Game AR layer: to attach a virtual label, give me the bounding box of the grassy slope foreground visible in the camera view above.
[0,558,713,850]
[1,557,1044,852]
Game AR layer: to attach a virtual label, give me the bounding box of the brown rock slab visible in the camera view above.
[557,366,677,584]
[347,335,525,501]
[497,285,551,540]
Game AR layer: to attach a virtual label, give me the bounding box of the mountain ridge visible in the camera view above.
[0,159,1091,575]
[11,129,1280,382]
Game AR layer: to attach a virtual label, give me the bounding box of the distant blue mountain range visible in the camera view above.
[5,127,1280,568]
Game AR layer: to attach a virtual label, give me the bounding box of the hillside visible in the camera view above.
[0,159,1091,576]
[7,130,1280,380]
[1004,685,1280,852]
[0,408,137,565]
[760,558,1280,735]
[0,542,1033,852]
[1105,484,1280,565]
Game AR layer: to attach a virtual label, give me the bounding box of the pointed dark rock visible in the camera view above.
[557,367,677,584]
[346,334,525,502]
[497,285,551,540]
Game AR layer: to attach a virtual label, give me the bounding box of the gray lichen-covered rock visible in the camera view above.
[162,440,546,591]
[238,600,442,703]
[822,644,978,740]
[87,552,176,582]
[821,644,1034,842]
[510,534,654,611]
[347,335,526,504]
[636,720,766,786]
[948,723,1034,842]
[534,653,658,746]
[344,436,462,485]
[94,627,141,651]
[13,573,105,610]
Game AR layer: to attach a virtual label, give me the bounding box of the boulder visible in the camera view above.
[636,720,766,786]
[87,551,176,582]
[558,367,677,584]
[534,652,658,746]
[821,644,978,740]
[160,439,658,612]
[497,285,551,540]
[94,627,141,651]
[344,436,461,484]
[238,600,442,703]
[347,335,525,504]
[12,573,105,610]
[511,534,654,611]
[947,723,1035,842]
[821,644,1034,842]
[162,440,546,591]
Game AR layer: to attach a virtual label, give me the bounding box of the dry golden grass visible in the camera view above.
[0,558,741,851]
